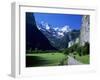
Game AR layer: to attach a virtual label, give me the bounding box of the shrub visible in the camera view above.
[82,42,90,55]
[64,42,89,56]
[64,48,70,55]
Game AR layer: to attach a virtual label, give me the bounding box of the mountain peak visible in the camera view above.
[57,32,64,37]
[36,22,72,38]
[60,25,71,33]
[45,23,50,30]
[35,21,79,49]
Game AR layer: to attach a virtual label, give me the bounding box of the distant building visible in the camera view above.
[80,15,90,46]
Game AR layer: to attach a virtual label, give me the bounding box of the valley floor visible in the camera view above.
[26,52,67,67]
[74,54,90,64]
[26,52,89,67]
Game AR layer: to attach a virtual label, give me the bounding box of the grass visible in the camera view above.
[26,52,67,67]
[74,54,90,64]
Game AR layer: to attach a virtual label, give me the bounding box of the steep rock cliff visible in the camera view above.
[80,15,90,46]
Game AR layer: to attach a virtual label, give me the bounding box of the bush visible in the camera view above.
[79,52,82,56]
[64,48,70,55]
[64,43,79,55]
[82,42,90,55]
[73,52,77,55]
[64,42,90,56]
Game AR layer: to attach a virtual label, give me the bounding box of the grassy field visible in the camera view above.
[74,54,90,64]
[26,52,67,67]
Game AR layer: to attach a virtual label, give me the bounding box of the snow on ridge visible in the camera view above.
[60,25,71,32]
[54,27,59,31]
[57,32,64,37]
[37,22,72,38]
[45,23,50,30]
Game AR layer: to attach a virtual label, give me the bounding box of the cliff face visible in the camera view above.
[26,12,57,51]
[68,38,79,48]
[68,15,90,47]
[80,15,90,46]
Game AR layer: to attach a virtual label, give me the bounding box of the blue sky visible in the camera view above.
[34,12,83,30]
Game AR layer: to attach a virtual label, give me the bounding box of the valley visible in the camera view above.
[26,52,67,67]
[26,13,90,67]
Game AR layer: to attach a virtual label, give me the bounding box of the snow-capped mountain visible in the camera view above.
[36,21,79,50]
[37,21,72,38]
[54,25,71,33]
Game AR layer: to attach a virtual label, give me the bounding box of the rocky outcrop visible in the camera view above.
[68,15,90,47]
[80,15,90,46]
[68,38,79,48]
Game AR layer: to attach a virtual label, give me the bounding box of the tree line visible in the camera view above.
[64,42,90,56]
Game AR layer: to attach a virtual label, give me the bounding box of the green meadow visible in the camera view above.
[74,54,89,64]
[26,52,67,67]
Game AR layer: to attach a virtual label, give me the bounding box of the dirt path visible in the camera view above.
[68,56,83,65]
